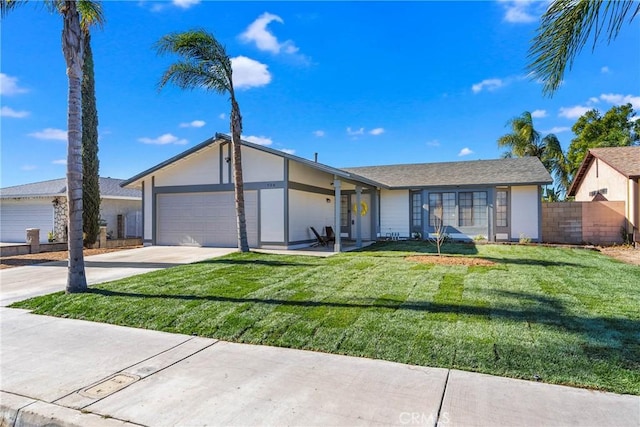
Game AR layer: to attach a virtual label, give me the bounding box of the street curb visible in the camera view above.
[1,391,140,427]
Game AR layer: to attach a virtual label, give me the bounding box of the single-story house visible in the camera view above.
[0,177,142,244]
[121,133,552,250]
[567,146,640,241]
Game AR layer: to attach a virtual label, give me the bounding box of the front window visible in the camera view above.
[459,191,487,227]
[429,192,455,227]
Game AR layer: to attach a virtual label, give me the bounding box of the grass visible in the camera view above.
[12,241,640,395]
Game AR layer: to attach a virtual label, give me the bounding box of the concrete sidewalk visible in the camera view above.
[1,308,638,427]
[0,246,237,307]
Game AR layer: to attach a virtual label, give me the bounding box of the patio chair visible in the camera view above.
[325,226,336,244]
[310,226,328,247]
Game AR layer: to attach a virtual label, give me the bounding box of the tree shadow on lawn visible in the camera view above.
[359,242,586,267]
[194,259,318,267]
[356,241,479,255]
[88,287,639,369]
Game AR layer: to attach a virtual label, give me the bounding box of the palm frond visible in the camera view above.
[155,29,233,93]
[528,0,640,96]
[1,0,25,18]
[78,0,104,30]
[158,61,228,94]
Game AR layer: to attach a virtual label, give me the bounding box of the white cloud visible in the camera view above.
[240,12,299,55]
[600,93,640,110]
[426,139,441,147]
[28,128,67,141]
[172,0,199,8]
[0,73,28,96]
[369,128,385,136]
[499,0,539,24]
[531,109,547,118]
[179,120,206,128]
[458,147,473,157]
[230,56,272,89]
[280,148,296,155]
[472,78,504,93]
[347,127,364,136]
[218,113,226,120]
[1,106,29,118]
[138,133,188,145]
[243,135,272,146]
[601,66,610,74]
[558,105,591,119]
[543,126,570,134]
[52,159,67,165]
[588,97,600,104]
[313,130,325,137]
[21,165,37,171]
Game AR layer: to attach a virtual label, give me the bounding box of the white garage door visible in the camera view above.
[0,199,54,243]
[156,191,258,247]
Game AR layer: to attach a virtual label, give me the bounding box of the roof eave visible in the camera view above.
[121,133,384,189]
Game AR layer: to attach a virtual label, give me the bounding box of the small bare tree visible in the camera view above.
[429,206,449,256]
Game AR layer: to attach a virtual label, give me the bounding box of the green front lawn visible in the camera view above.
[13,242,640,395]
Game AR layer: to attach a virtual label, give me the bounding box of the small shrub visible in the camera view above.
[620,227,632,245]
[519,233,532,244]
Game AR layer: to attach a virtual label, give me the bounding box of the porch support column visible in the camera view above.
[333,177,342,252]
[355,185,362,248]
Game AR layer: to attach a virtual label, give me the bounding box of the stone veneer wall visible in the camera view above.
[52,197,68,242]
[542,201,626,245]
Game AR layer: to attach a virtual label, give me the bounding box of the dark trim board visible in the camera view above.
[288,181,334,196]
[153,182,284,195]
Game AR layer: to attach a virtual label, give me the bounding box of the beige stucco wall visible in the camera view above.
[288,161,334,190]
[380,189,409,237]
[288,189,335,242]
[242,146,284,182]
[574,159,628,202]
[260,188,285,243]
[153,145,220,187]
[511,185,539,240]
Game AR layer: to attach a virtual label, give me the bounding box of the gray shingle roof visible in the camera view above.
[567,146,640,196]
[589,146,640,178]
[0,177,141,199]
[342,157,553,188]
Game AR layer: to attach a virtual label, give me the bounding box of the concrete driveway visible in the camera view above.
[0,246,237,307]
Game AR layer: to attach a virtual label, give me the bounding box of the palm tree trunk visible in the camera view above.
[230,95,249,252]
[62,0,87,292]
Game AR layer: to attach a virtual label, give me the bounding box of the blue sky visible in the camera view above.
[1,0,639,187]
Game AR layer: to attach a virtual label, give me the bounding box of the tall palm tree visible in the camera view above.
[155,29,250,252]
[1,0,103,293]
[498,111,570,194]
[528,0,640,96]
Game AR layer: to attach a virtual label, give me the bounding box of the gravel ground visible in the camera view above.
[599,246,640,266]
[0,246,142,269]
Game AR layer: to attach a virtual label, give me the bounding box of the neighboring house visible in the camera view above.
[0,177,142,244]
[121,133,552,250]
[567,146,640,241]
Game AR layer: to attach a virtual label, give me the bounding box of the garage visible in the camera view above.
[0,198,53,243]
[156,191,259,247]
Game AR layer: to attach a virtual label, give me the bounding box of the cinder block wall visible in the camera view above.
[542,201,625,245]
[542,202,582,244]
[582,201,626,244]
